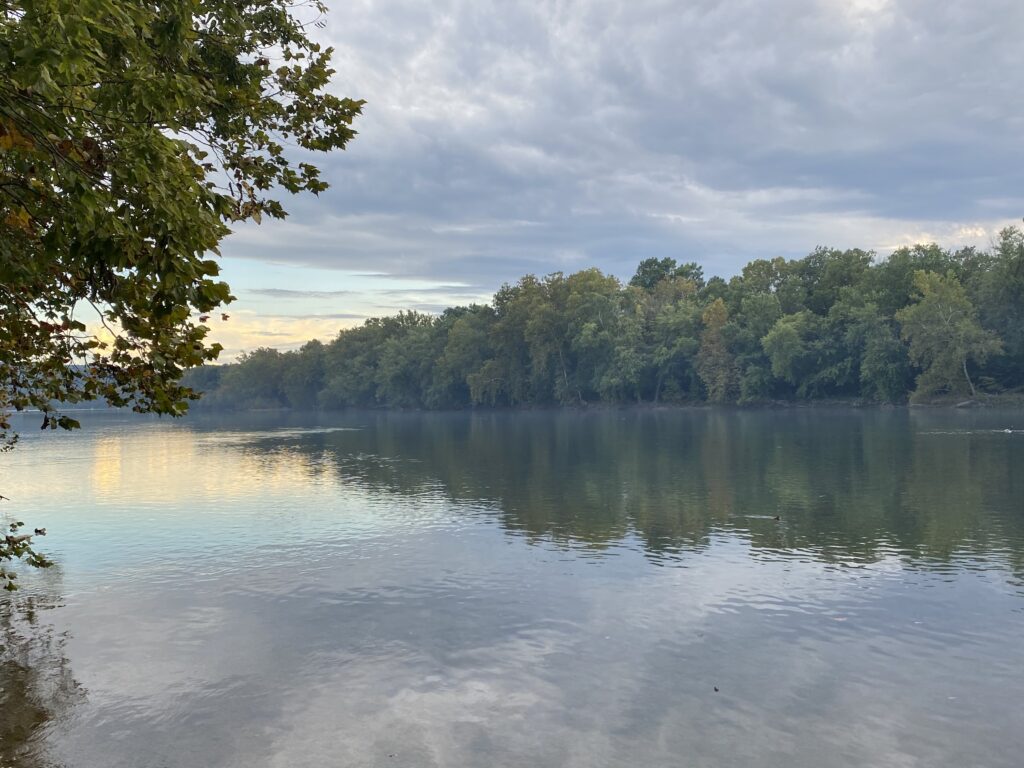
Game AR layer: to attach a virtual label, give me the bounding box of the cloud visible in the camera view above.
[270,313,367,320]
[202,311,364,358]
[248,289,353,299]
[209,0,1023,345]
[381,284,481,293]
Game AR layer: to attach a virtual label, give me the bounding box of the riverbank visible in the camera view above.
[180,391,1024,415]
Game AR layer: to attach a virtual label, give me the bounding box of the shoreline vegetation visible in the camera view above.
[175,398,1024,415]
[185,230,1024,412]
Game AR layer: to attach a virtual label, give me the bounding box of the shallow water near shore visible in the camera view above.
[2,408,1023,767]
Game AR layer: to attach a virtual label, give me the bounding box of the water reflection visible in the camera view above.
[1,409,1022,768]
[90,430,336,505]
[0,584,82,767]
[187,409,1024,576]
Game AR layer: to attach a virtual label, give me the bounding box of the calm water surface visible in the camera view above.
[1,408,1023,767]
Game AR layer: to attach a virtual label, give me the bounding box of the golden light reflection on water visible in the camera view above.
[85,429,331,505]
[2,410,1024,768]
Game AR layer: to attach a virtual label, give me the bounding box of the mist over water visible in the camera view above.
[2,408,1023,767]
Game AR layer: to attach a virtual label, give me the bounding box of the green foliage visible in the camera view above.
[763,313,808,384]
[217,348,287,408]
[629,257,704,290]
[376,313,445,408]
[281,340,325,410]
[1,0,362,582]
[1,0,362,438]
[762,311,853,399]
[636,277,701,402]
[974,227,1024,387]
[896,271,1002,399]
[0,519,51,591]
[189,231,1024,412]
[697,299,736,403]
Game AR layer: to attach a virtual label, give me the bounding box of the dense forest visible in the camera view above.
[186,227,1024,409]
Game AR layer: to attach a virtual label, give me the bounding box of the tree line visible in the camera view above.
[187,227,1024,409]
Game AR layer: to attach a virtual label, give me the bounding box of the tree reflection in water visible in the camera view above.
[208,408,1024,577]
[0,586,82,768]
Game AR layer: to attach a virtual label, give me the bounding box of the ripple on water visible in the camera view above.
[3,409,1024,768]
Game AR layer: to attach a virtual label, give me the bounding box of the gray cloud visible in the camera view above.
[379,285,485,298]
[248,288,352,299]
[264,312,366,320]
[221,0,1024,291]
[371,302,459,314]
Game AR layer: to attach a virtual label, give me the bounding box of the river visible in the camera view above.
[1,408,1022,767]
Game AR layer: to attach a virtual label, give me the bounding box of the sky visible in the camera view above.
[209,0,1024,358]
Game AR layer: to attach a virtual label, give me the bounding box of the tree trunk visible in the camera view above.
[962,357,976,397]
[557,348,569,393]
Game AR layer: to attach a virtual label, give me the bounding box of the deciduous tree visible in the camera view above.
[0,0,362,586]
[896,271,1002,399]
[697,298,736,403]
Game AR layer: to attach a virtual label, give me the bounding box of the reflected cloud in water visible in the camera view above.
[1,409,1022,767]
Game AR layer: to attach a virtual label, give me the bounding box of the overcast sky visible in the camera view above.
[209,0,1024,357]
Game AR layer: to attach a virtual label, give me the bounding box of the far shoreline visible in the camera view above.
[180,393,1024,415]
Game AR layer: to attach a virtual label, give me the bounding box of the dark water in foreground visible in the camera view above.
[1,408,1023,767]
